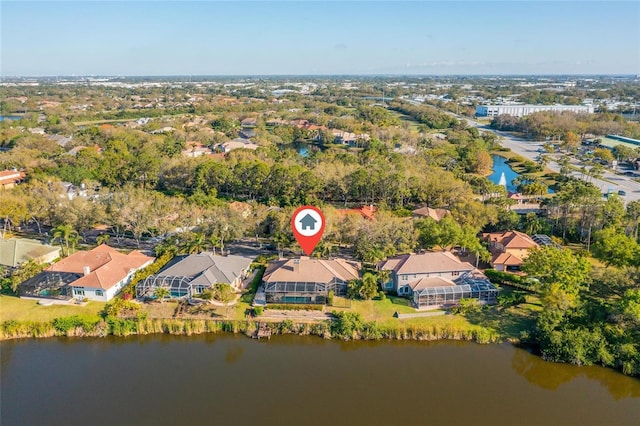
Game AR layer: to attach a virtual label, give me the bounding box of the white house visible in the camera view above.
[20,245,154,302]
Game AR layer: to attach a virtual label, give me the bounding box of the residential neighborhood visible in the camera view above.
[1,73,639,384]
[1,1,640,424]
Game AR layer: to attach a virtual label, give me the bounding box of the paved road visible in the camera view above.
[459,117,640,203]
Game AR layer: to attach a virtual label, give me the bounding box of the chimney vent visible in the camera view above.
[83,266,90,276]
[293,259,300,273]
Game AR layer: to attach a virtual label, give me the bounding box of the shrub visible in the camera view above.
[451,298,482,315]
[331,311,364,340]
[497,292,527,308]
[484,269,533,291]
[52,315,102,334]
[327,290,335,306]
[104,299,141,318]
[200,289,214,300]
[253,306,264,316]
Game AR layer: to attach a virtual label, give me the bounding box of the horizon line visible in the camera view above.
[2,73,639,79]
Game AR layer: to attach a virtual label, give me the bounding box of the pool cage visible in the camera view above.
[264,278,347,304]
[412,281,498,309]
[136,275,195,299]
[19,271,78,300]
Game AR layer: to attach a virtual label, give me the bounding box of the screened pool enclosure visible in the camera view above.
[136,275,209,299]
[412,281,498,308]
[263,278,347,304]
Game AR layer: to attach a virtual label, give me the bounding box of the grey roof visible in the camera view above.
[0,238,60,267]
[379,252,475,275]
[154,252,254,286]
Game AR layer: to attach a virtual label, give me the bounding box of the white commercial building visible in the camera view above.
[476,104,594,118]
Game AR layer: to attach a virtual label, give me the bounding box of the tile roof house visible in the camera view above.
[218,139,259,153]
[337,205,377,221]
[20,245,154,302]
[262,257,360,304]
[0,169,26,189]
[136,252,254,299]
[506,192,541,214]
[411,206,450,222]
[378,252,496,309]
[182,141,213,158]
[240,117,258,127]
[379,252,475,295]
[482,230,539,271]
[0,238,60,267]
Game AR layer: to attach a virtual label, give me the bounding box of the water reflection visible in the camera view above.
[2,335,639,426]
[512,346,640,399]
[224,342,245,365]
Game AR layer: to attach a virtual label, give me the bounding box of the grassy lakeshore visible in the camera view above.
[0,289,539,343]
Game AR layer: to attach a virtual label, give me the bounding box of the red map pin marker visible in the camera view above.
[291,206,325,256]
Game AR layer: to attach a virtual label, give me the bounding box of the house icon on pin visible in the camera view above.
[299,213,317,231]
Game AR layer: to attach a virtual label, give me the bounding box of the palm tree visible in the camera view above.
[51,224,79,257]
[207,234,220,255]
[154,287,170,302]
[187,232,207,254]
[68,232,83,255]
[96,233,110,245]
[376,269,391,290]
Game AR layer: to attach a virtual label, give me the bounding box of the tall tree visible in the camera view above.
[51,224,79,257]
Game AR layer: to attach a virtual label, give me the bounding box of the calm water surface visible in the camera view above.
[1,335,639,426]
[488,154,554,194]
[489,154,521,192]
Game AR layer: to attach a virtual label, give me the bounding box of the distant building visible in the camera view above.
[0,169,26,189]
[411,206,450,222]
[476,104,594,118]
[337,205,377,221]
[482,230,539,272]
[218,138,259,153]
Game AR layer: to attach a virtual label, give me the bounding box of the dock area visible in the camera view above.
[253,322,271,340]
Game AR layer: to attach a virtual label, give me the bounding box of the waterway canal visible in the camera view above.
[2,335,638,425]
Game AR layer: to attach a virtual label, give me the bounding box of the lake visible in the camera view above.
[2,335,639,426]
[280,141,323,157]
[488,155,521,192]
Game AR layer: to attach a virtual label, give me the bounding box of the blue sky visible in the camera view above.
[1,1,639,76]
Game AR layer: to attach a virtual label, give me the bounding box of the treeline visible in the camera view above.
[491,110,640,140]
[389,102,459,129]
[521,247,640,377]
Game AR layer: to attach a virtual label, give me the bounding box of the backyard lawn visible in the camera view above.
[332,292,540,341]
[0,296,104,322]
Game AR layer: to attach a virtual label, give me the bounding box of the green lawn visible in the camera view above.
[331,296,415,321]
[0,296,104,322]
[72,118,138,126]
[387,110,422,132]
[332,292,539,341]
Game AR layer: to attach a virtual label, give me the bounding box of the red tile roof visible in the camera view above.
[337,205,377,221]
[47,245,154,290]
[483,230,538,250]
[0,170,26,185]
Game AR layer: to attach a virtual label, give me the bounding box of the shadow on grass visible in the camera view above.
[389,296,411,307]
[463,302,538,341]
